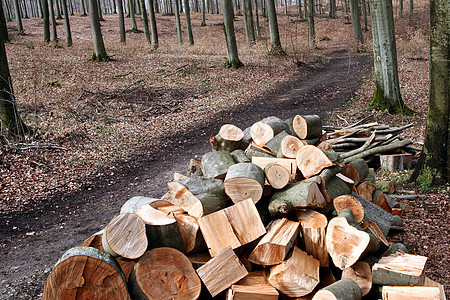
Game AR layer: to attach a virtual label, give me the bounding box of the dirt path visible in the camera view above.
[0,50,372,299]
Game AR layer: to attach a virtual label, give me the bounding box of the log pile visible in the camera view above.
[44,115,446,300]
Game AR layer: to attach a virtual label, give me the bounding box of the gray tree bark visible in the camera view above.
[222,0,243,68]
[148,0,158,48]
[88,0,109,60]
[329,0,336,18]
[201,0,206,25]
[55,0,62,18]
[349,0,363,47]
[343,0,350,23]
[48,0,57,41]
[80,0,87,15]
[174,0,182,43]
[266,0,285,54]
[128,0,139,31]
[139,0,151,43]
[242,0,255,44]
[41,0,50,41]
[117,0,126,43]
[307,0,314,48]
[61,0,72,46]
[0,0,9,41]
[13,0,23,32]
[4,0,13,21]
[361,0,368,30]
[184,0,194,44]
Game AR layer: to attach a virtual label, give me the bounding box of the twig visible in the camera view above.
[162,64,189,78]
[77,89,86,102]
[120,79,144,94]
[336,114,349,125]
[341,115,374,129]
[374,123,414,134]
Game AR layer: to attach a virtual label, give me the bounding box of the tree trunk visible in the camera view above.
[88,0,109,60]
[128,0,139,31]
[4,0,13,21]
[22,0,29,18]
[174,0,182,42]
[97,0,104,20]
[222,0,243,67]
[399,0,403,17]
[361,0,367,30]
[111,0,116,12]
[48,0,58,42]
[183,0,194,44]
[349,0,363,48]
[0,0,9,41]
[254,0,260,37]
[41,0,50,41]
[13,0,23,32]
[80,0,87,15]
[147,0,158,47]
[61,0,72,46]
[139,0,151,44]
[410,0,449,186]
[224,162,265,203]
[266,0,285,54]
[242,0,255,44]
[201,0,206,25]
[117,0,126,43]
[343,0,350,23]
[55,0,62,17]
[329,0,336,18]
[409,0,413,20]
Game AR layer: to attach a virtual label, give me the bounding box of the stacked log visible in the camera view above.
[44,114,446,300]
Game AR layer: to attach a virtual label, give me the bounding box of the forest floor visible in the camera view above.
[1,2,449,299]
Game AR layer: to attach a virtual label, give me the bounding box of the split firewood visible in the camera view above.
[291,114,323,139]
[312,278,362,300]
[245,143,276,159]
[43,246,130,300]
[324,173,354,200]
[361,220,390,250]
[174,213,207,253]
[423,277,447,300]
[372,253,428,286]
[356,181,376,202]
[231,149,250,163]
[333,195,365,223]
[227,270,279,300]
[296,209,329,267]
[102,213,148,260]
[268,176,326,215]
[296,145,334,178]
[187,251,211,269]
[264,163,290,189]
[167,177,229,219]
[252,156,297,180]
[248,218,300,266]
[341,262,372,296]
[381,286,441,300]
[120,196,159,214]
[250,116,289,146]
[280,134,304,158]
[198,199,266,257]
[268,246,320,298]
[353,193,394,236]
[201,150,235,179]
[156,203,185,217]
[196,246,249,297]
[210,124,244,152]
[128,247,201,300]
[373,189,393,213]
[341,158,369,185]
[265,131,289,155]
[187,159,203,177]
[224,162,265,204]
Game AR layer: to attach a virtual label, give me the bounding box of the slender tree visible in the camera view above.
[266,0,285,54]
[61,0,72,46]
[242,0,255,44]
[41,0,50,41]
[88,0,109,60]
[349,0,363,47]
[369,0,412,114]
[147,0,158,48]
[174,0,182,43]
[307,0,314,48]
[4,0,13,21]
[399,0,403,17]
[55,0,62,18]
[128,0,139,31]
[183,0,194,44]
[139,0,151,43]
[22,0,29,18]
[254,0,260,38]
[343,0,350,23]
[13,0,23,32]
[117,0,126,43]
[0,0,9,42]
[329,0,336,18]
[97,0,105,20]
[111,0,116,12]
[49,0,58,42]
[361,0,368,31]
[201,0,206,25]
[410,0,449,187]
[222,0,243,68]
[80,0,87,15]
[409,0,413,20]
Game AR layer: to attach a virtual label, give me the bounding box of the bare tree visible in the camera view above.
[13,0,23,32]
[266,0,285,54]
[61,0,72,46]
[88,0,109,60]
[222,0,243,68]
[183,0,194,44]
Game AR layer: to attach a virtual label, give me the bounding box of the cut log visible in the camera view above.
[210,124,244,152]
[264,163,290,189]
[333,195,365,223]
[252,156,297,180]
[381,286,440,300]
[43,246,130,300]
[317,141,333,151]
[377,180,397,194]
[250,116,289,146]
[174,172,189,181]
[128,247,201,300]
[201,150,235,179]
[187,159,203,177]
[196,246,249,297]
[296,145,334,178]
[341,158,369,185]
[248,218,300,266]
[292,115,323,139]
[353,193,394,237]
[373,189,393,213]
[156,203,185,217]
[312,278,362,300]
[245,143,276,159]
[296,209,329,267]
[341,261,372,296]
[102,213,148,260]
[268,176,326,215]
[198,199,266,257]
[174,213,207,253]
[167,177,229,219]
[227,284,279,300]
[120,196,159,214]
[361,220,390,249]
[280,134,304,158]
[231,149,250,163]
[372,253,428,286]
[380,153,413,171]
[224,163,265,204]
[356,181,376,202]
[265,131,289,155]
[268,246,320,298]
[325,174,354,200]
[423,277,447,300]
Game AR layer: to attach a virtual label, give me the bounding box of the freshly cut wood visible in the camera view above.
[120,196,159,214]
[296,209,329,267]
[227,284,279,300]
[187,159,203,177]
[167,177,229,219]
[174,172,189,181]
[312,278,362,300]
[224,163,265,204]
[373,189,393,213]
[199,199,266,257]
[268,176,326,215]
[245,143,276,159]
[317,141,333,151]
[353,193,394,237]
[196,246,249,297]
[341,158,369,185]
[201,150,235,179]
[333,195,365,223]
[381,286,440,300]
[128,247,201,300]
[210,124,244,152]
[361,220,389,249]
[265,131,289,155]
[231,149,250,163]
[423,277,447,300]
[268,246,320,298]
[248,218,300,266]
[250,116,289,146]
[341,262,372,296]
[326,216,370,270]
[102,213,148,260]
[372,253,428,286]
[252,156,297,180]
[235,270,269,285]
[377,180,397,194]
[296,145,334,178]
[356,181,376,202]
[325,173,354,200]
[292,115,323,139]
[264,163,290,189]
[174,213,207,253]
[156,203,185,216]
[380,153,413,171]
[43,246,130,300]
[280,134,304,158]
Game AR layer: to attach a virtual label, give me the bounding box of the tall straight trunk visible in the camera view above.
[222,0,243,68]
[4,0,13,20]
[183,0,193,44]
[41,0,50,41]
[254,0,260,38]
[201,0,205,25]
[399,0,403,17]
[0,0,8,41]
[303,0,306,19]
[369,0,411,114]
[215,0,218,13]
[408,0,413,20]
[361,0,367,30]
[111,0,116,12]
[262,0,266,17]
[298,0,301,18]
[88,0,108,60]
[307,0,314,47]
[29,0,36,17]
[329,0,336,18]
[117,0,125,42]
[343,0,349,23]
[147,0,158,47]
[80,0,87,15]
[174,0,182,43]
[48,0,57,41]
[128,0,138,30]
[283,0,287,14]
[69,0,73,15]
[61,0,72,46]
[266,0,285,54]
[242,0,255,43]
[139,0,151,43]
[410,0,449,186]
[193,0,198,11]
[22,0,29,18]
[349,0,363,46]
[13,0,23,32]
[55,0,62,17]
[97,0,104,20]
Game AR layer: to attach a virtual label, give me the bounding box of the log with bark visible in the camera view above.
[227,270,279,299]
[224,162,265,204]
[251,156,297,180]
[341,261,372,296]
[201,150,235,179]
[174,213,207,253]
[291,114,323,139]
[280,134,304,158]
[296,145,334,178]
[264,163,290,189]
[187,159,203,177]
[210,124,244,152]
[250,116,289,146]
[341,158,369,185]
[312,278,362,300]
[265,130,289,155]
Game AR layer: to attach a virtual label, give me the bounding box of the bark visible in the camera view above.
[139,0,150,44]
[80,0,87,15]
[409,0,413,20]
[117,0,126,43]
[329,0,336,18]
[13,0,23,32]
[410,0,449,186]
[128,0,139,31]
[201,0,206,25]
[0,0,9,41]
[362,0,368,30]
[41,0,50,41]
[222,0,243,67]
[147,0,158,48]
[349,0,363,47]
[242,0,255,44]
[224,162,265,203]
[88,0,109,61]
[61,0,72,46]
[266,0,285,54]
[343,0,350,23]
[312,278,362,300]
[55,0,61,18]
[174,0,182,43]
[184,0,194,44]
[97,0,104,20]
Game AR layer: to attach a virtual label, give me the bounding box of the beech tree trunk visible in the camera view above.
[266,0,285,54]
[184,0,194,44]
[242,0,255,44]
[174,0,182,43]
[117,0,126,43]
[61,0,72,46]
[307,0,315,48]
[13,0,23,32]
[89,0,109,60]
[223,0,244,68]
[349,0,363,47]
[0,0,8,42]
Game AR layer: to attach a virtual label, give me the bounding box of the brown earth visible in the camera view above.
[1,2,449,299]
